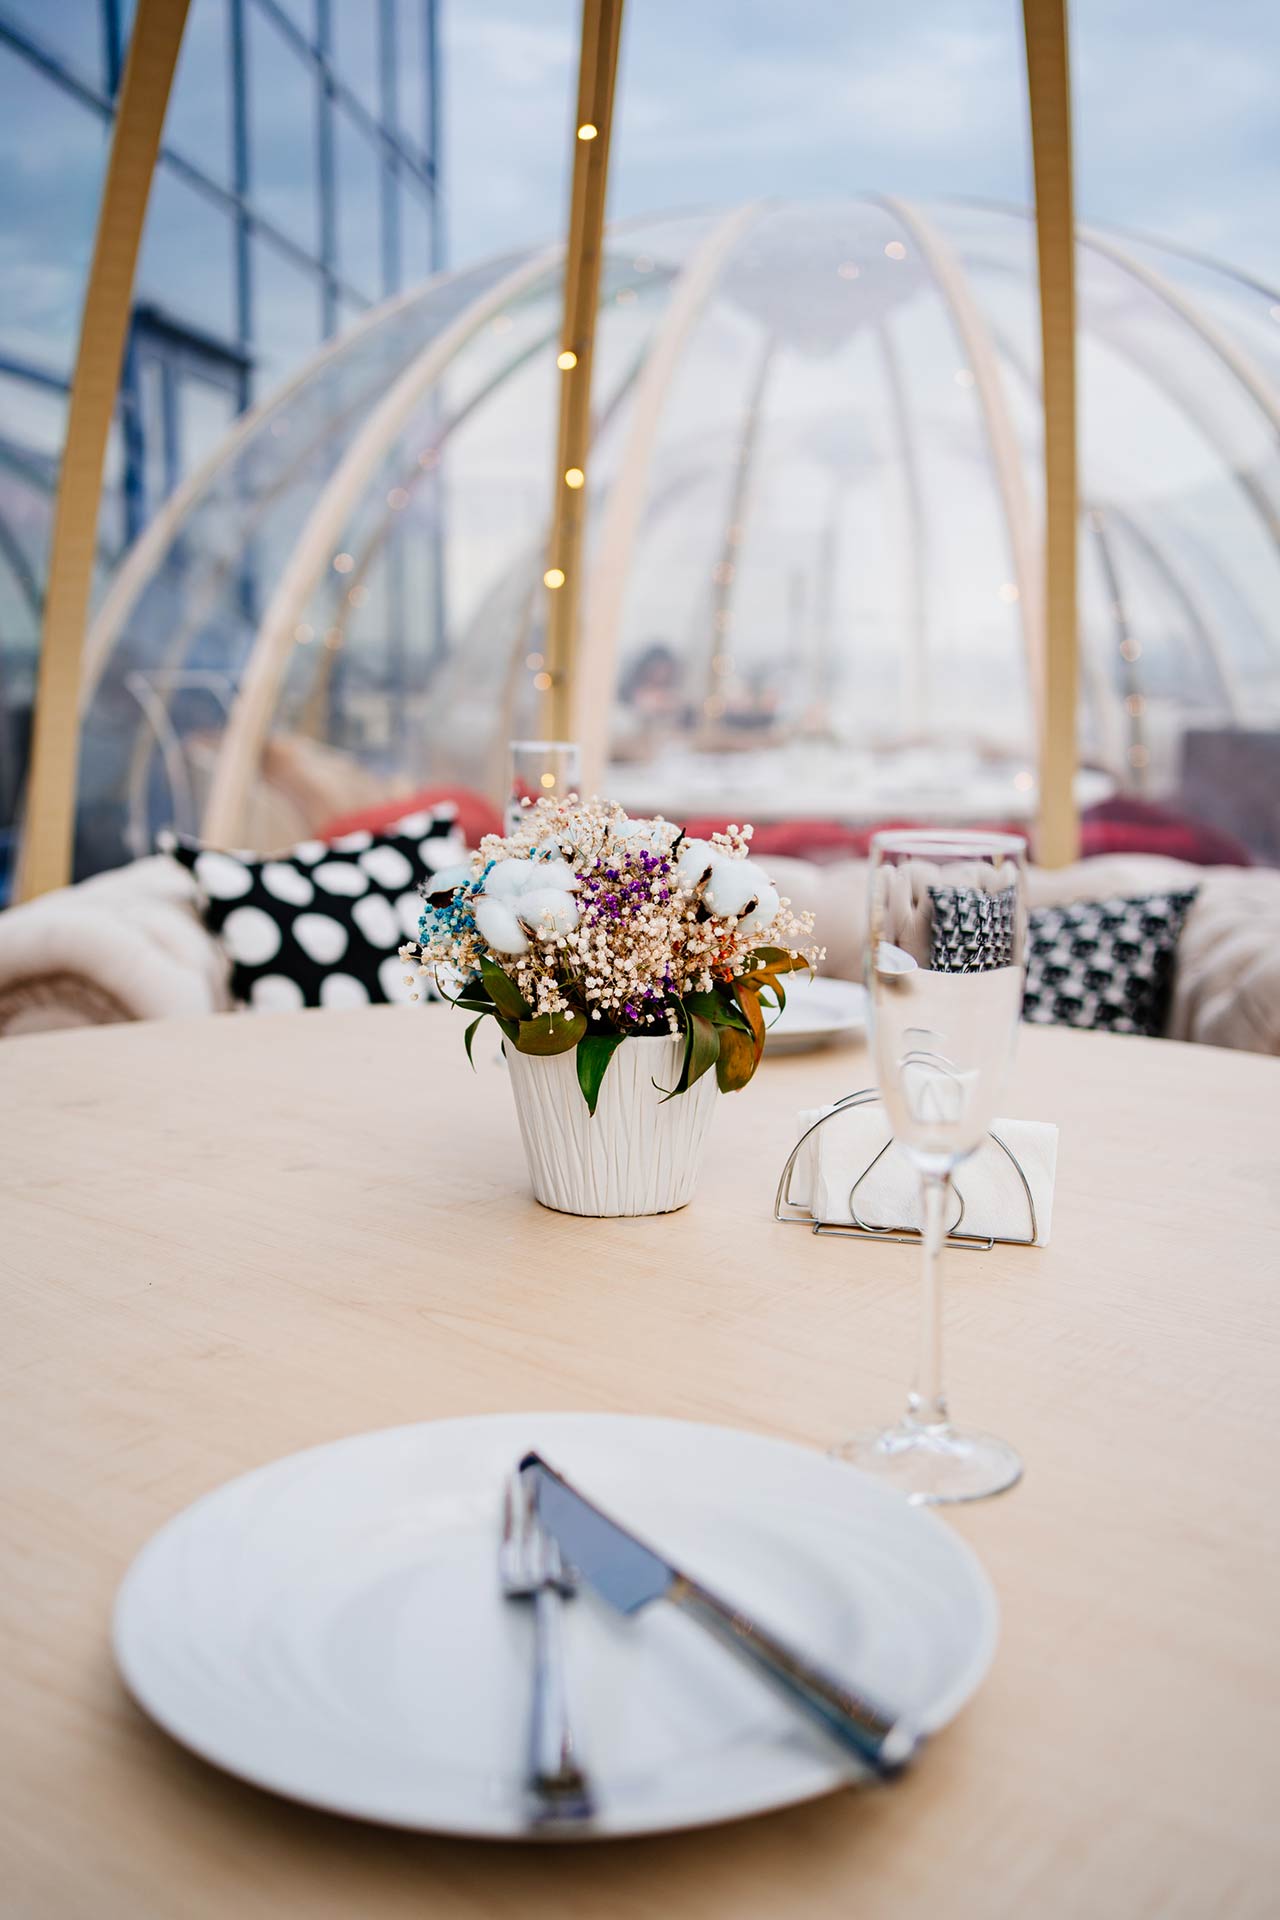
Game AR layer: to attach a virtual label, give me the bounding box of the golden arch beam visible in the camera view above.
[17,0,191,900]
[1023,0,1080,868]
[542,0,626,745]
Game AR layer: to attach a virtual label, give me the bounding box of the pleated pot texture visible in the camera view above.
[504,1035,719,1217]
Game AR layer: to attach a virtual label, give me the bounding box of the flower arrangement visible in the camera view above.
[401,796,820,1112]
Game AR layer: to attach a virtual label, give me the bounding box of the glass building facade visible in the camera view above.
[0,0,441,895]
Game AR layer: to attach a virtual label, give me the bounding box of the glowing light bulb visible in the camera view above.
[526,652,544,670]
[533,671,553,691]
[347,583,367,607]
[543,567,565,589]
[1128,743,1150,769]
[1013,769,1035,793]
[1125,694,1146,717]
[332,552,354,574]
[540,772,557,789]
[885,240,907,260]
[564,467,585,489]
[556,349,578,370]
[1120,638,1142,662]
[577,123,598,141]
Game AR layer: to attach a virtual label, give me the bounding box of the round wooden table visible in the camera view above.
[3,1006,1277,1918]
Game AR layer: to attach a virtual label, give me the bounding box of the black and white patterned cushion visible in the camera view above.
[1023,890,1197,1037]
[161,807,466,1011]
[929,884,1017,973]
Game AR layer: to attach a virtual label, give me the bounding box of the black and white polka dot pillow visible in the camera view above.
[161,807,467,1011]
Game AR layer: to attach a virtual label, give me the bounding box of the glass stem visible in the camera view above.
[908,1169,951,1430]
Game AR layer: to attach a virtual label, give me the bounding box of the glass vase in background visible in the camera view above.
[506,740,582,833]
[831,828,1027,1504]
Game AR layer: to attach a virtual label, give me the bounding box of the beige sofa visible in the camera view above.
[1,850,1278,1054]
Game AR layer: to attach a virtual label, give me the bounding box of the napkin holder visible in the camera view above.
[773,1089,1040,1250]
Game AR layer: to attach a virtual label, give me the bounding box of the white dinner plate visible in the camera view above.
[764,975,868,1054]
[114,1413,997,1840]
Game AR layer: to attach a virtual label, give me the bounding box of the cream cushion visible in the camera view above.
[1,848,1277,1054]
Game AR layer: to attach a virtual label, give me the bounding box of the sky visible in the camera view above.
[442,0,1280,287]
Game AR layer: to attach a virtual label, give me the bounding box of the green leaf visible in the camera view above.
[480,957,532,1022]
[463,1015,484,1069]
[684,1010,721,1090]
[513,1010,587,1056]
[576,1032,624,1115]
[715,1023,757,1092]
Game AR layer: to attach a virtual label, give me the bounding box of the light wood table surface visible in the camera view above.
[2,1007,1278,1919]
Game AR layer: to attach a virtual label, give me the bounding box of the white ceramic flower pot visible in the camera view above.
[504,1035,719,1217]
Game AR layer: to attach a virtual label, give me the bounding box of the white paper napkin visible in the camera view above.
[793,1103,1058,1246]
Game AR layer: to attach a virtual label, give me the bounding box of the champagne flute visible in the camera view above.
[831,828,1027,1504]
[506,740,582,833]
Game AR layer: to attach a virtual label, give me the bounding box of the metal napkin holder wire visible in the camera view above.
[773,1089,1038,1250]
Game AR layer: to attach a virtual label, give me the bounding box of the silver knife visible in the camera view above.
[522,1452,919,1779]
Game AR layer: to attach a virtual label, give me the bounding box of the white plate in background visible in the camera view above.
[764,976,868,1054]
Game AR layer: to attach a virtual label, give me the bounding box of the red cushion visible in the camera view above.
[1081,798,1251,868]
[316,786,503,848]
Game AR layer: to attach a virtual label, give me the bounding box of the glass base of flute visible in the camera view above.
[831,828,1027,1506]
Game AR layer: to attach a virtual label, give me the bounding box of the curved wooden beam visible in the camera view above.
[542,0,626,745]
[202,248,561,845]
[16,0,190,900]
[1022,0,1079,866]
[873,193,1044,721]
[81,276,440,707]
[574,202,763,787]
[1082,225,1280,436]
[877,320,931,732]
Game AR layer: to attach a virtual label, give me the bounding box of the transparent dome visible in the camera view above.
[77,197,1280,870]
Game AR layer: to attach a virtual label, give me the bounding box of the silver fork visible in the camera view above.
[499,1463,595,1825]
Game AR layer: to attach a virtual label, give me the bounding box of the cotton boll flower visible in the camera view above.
[483,857,537,901]
[703,855,770,920]
[736,881,780,937]
[518,887,580,938]
[675,838,717,888]
[422,861,473,904]
[473,895,530,955]
[484,855,579,901]
[530,857,579,893]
